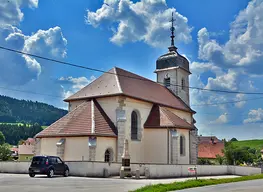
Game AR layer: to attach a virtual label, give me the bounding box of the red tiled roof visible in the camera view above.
[144,104,194,129]
[198,142,224,159]
[64,67,194,113]
[199,136,222,144]
[35,99,117,138]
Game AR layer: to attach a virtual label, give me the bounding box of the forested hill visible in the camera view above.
[0,95,67,126]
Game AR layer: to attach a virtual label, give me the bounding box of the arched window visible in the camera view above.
[131,111,138,140]
[180,135,185,156]
[104,148,113,162]
[181,78,185,90]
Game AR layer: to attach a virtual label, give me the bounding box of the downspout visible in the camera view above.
[167,127,169,164]
[189,130,191,164]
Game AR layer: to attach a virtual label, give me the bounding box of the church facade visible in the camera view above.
[34,18,198,165]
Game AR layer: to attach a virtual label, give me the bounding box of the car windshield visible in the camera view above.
[31,157,47,165]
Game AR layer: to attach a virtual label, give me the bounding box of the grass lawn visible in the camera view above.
[232,140,263,151]
[131,174,263,192]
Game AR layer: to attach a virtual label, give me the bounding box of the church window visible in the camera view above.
[180,135,185,156]
[164,78,171,87]
[131,111,138,140]
[181,78,185,90]
[104,148,113,162]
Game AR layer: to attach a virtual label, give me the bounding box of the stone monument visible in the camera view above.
[120,139,131,178]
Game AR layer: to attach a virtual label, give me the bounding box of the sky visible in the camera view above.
[0,0,263,140]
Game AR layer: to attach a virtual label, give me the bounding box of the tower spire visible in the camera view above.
[168,12,177,52]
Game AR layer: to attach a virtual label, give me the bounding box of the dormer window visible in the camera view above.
[164,78,170,87]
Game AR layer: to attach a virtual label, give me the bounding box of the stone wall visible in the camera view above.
[0,161,262,178]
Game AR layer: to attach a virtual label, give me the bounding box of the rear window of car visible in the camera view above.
[31,157,47,165]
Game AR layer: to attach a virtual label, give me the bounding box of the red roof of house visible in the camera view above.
[35,99,117,138]
[144,104,194,129]
[64,67,194,113]
[199,136,222,144]
[198,142,224,159]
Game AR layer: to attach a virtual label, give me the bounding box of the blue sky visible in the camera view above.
[0,0,263,140]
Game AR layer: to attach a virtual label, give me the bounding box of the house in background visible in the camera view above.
[198,136,224,164]
[18,138,35,161]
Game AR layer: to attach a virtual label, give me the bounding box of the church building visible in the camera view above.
[34,16,198,165]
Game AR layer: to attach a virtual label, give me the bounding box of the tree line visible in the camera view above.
[0,123,43,145]
[0,95,67,125]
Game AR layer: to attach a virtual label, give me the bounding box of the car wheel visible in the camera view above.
[47,169,54,178]
[29,173,35,177]
[64,169,69,177]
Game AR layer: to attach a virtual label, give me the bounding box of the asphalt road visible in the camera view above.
[176,179,263,192]
[0,174,257,192]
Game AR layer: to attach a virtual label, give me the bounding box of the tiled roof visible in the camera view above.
[35,99,117,138]
[144,104,194,129]
[199,136,222,144]
[64,67,194,113]
[198,142,224,159]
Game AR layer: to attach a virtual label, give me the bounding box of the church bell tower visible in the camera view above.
[154,13,191,106]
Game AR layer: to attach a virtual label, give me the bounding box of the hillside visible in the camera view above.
[232,139,263,151]
[0,95,67,126]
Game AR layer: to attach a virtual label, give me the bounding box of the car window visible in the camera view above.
[57,157,63,164]
[49,157,57,164]
[31,157,46,165]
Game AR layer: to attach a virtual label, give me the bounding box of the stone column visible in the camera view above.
[120,139,131,178]
[171,136,178,164]
[189,128,198,164]
[170,129,178,164]
[116,97,127,163]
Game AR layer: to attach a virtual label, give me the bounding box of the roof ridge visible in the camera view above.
[160,107,176,126]
[114,67,123,93]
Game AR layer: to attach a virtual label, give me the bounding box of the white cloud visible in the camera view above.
[191,0,263,128]
[58,76,96,99]
[244,108,263,123]
[0,25,67,86]
[196,0,263,75]
[215,113,228,124]
[0,0,38,25]
[205,69,238,91]
[235,94,246,108]
[86,0,192,47]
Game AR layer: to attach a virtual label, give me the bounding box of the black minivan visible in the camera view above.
[28,155,69,178]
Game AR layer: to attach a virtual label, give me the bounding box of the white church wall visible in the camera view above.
[123,97,153,163]
[95,137,117,162]
[143,129,168,164]
[97,96,120,126]
[40,137,59,156]
[63,137,89,161]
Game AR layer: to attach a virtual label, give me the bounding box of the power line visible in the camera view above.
[0,83,263,108]
[191,96,263,106]
[0,86,63,98]
[1,45,263,95]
